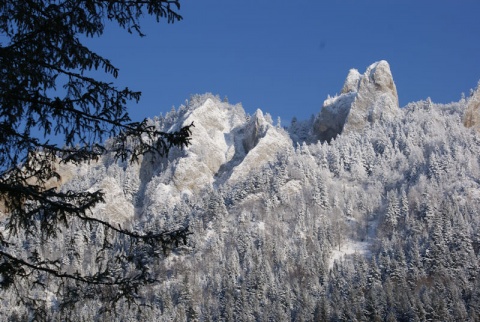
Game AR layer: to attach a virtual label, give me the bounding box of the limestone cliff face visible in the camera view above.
[343,60,399,133]
[242,109,267,154]
[140,95,291,211]
[313,60,399,141]
[313,92,355,142]
[464,84,480,130]
[228,109,291,183]
[169,97,246,193]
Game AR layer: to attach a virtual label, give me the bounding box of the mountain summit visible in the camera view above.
[171,97,290,193]
[126,95,292,214]
[464,82,480,130]
[313,60,399,141]
[2,62,480,321]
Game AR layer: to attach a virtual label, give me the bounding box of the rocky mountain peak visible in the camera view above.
[313,60,400,142]
[364,60,398,96]
[144,95,290,209]
[464,83,480,130]
[341,69,361,94]
[242,109,269,154]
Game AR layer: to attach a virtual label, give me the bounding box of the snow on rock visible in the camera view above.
[243,109,268,154]
[144,181,181,214]
[89,176,134,223]
[464,82,480,130]
[313,92,356,142]
[140,95,291,211]
[227,109,291,183]
[341,68,361,94]
[166,97,246,194]
[314,60,399,141]
[343,60,399,132]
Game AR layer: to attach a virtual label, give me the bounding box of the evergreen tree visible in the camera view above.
[0,0,193,315]
[385,190,400,232]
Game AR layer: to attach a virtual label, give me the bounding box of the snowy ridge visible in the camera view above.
[142,96,291,211]
[5,62,480,320]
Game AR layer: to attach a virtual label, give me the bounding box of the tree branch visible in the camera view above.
[0,249,148,286]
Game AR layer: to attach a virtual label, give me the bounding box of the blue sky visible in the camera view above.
[88,0,480,125]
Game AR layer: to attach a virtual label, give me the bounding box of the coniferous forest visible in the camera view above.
[1,90,480,321]
[2,1,478,321]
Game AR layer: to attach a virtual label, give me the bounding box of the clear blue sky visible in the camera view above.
[87,0,480,125]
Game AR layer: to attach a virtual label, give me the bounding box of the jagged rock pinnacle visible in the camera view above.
[313,60,399,142]
[464,83,480,130]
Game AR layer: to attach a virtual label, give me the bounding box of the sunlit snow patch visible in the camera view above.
[328,240,371,269]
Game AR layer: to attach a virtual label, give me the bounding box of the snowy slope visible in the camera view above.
[10,61,480,321]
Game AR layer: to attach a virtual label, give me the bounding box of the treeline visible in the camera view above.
[1,96,479,321]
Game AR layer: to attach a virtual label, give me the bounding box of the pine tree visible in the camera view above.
[385,190,400,232]
[0,0,193,315]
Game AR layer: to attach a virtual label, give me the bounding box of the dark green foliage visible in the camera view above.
[0,0,192,316]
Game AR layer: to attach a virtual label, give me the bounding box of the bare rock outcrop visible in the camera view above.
[464,83,480,130]
[313,60,399,141]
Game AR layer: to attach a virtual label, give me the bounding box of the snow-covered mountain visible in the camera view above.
[155,97,291,198]
[84,61,399,217]
[3,61,480,321]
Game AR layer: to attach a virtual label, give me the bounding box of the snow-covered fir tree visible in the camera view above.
[1,62,480,321]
